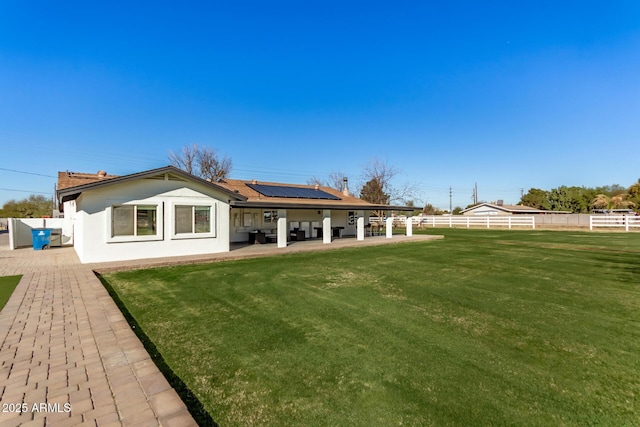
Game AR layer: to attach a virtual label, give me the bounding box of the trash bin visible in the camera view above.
[32,228,52,250]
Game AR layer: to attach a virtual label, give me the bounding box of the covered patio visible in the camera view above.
[219,178,417,249]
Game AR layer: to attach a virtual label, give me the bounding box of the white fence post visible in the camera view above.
[8,218,16,250]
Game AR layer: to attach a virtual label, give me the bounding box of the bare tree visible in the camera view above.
[328,172,347,192]
[169,144,232,181]
[358,157,418,216]
[307,176,326,187]
[307,171,348,191]
[197,146,232,182]
[168,144,198,175]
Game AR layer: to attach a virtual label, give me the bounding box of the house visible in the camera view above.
[57,166,413,263]
[460,202,551,216]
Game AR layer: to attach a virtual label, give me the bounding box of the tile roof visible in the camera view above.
[57,171,119,190]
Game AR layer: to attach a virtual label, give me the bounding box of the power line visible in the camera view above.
[0,188,53,195]
[0,168,56,178]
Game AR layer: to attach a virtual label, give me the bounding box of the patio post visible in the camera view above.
[322,210,332,244]
[356,210,365,240]
[277,209,287,248]
[406,214,413,236]
[386,216,393,239]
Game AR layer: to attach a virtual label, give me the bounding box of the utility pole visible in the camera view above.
[471,182,478,205]
[472,182,478,205]
[449,186,452,213]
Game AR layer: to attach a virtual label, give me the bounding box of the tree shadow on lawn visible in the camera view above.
[96,273,218,427]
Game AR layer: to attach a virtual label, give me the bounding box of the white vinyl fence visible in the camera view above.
[589,215,640,232]
[7,218,73,250]
[405,215,536,229]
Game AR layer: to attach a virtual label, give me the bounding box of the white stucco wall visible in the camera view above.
[73,177,231,263]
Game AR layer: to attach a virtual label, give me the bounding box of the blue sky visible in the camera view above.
[1,1,639,210]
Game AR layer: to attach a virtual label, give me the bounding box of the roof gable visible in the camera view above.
[57,166,247,202]
[460,203,550,214]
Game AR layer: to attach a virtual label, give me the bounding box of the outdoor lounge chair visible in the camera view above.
[255,231,267,244]
[290,228,306,241]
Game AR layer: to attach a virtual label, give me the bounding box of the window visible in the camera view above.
[348,211,356,225]
[112,205,157,237]
[263,210,278,223]
[174,205,215,237]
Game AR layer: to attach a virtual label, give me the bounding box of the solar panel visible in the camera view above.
[247,183,341,200]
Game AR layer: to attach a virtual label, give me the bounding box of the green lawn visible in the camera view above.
[0,275,22,311]
[100,229,640,426]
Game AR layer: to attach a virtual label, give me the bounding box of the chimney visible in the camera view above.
[496,200,504,206]
[343,177,349,196]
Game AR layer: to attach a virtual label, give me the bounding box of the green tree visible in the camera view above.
[627,179,640,211]
[0,195,52,218]
[360,178,390,205]
[422,203,447,215]
[548,186,592,213]
[519,188,550,210]
[591,194,611,210]
[360,177,390,219]
[594,184,627,197]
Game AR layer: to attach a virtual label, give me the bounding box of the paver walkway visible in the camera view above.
[0,232,441,426]
[0,234,197,427]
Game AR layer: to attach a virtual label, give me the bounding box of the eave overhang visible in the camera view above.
[57,166,248,204]
[230,200,414,212]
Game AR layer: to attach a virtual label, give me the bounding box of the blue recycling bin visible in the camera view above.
[32,228,52,250]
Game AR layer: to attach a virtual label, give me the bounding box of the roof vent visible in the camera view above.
[314,184,320,190]
[97,170,107,177]
[251,179,258,184]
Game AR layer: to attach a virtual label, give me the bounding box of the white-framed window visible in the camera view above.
[106,202,164,243]
[171,202,217,239]
[263,210,278,224]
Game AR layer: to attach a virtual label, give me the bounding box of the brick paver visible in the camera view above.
[0,231,441,426]
[0,236,197,427]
